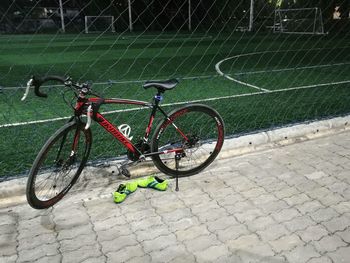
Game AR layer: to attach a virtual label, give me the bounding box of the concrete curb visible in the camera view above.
[220,115,350,158]
[1,115,350,204]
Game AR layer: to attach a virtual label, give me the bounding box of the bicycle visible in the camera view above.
[22,75,225,209]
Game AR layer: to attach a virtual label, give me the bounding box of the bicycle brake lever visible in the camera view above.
[21,78,34,101]
[85,105,92,130]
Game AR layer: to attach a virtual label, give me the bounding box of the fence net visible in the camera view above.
[1,0,350,180]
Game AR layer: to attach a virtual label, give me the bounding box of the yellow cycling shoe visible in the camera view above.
[113,182,138,203]
[137,176,168,191]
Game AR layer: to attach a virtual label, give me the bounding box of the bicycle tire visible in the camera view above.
[26,120,92,209]
[151,104,224,177]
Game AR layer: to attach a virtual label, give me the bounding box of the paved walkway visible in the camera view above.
[1,130,350,263]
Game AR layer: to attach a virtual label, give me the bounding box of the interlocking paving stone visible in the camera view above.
[206,215,240,232]
[216,224,250,242]
[271,208,301,223]
[18,243,60,262]
[307,256,332,263]
[313,235,347,253]
[128,215,163,232]
[93,215,127,231]
[322,214,350,233]
[268,234,304,253]
[282,215,316,232]
[175,224,210,242]
[225,199,256,213]
[328,247,350,263]
[256,224,290,242]
[235,209,262,223]
[259,200,291,213]
[283,244,321,263]
[167,216,200,232]
[106,244,144,263]
[0,224,16,235]
[79,256,106,263]
[295,200,325,215]
[190,200,220,214]
[126,255,152,263]
[149,244,188,263]
[304,171,329,180]
[0,255,18,263]
[2,129,350,263]
[296,224,329,243]
[283,193,311,206]
[135,225,171,242]
[142,234,178,253]
[169,254,197,263]
[245,215,275,232]
[18,233,56,251]
[317,193,346,207]
[226,234,260,251]
[34,255,61,263]
[57,223,94,240]
[184,234,222,252]
[331,201,350,214]
[61,244,102,263]
[193,244,230,262]
[336,228,350,243]
[308,207,340,223]
[196,207,229,223]
[274,187,300,199]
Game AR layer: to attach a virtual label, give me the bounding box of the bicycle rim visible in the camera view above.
[152,105,224,177]
[27,122,91,209]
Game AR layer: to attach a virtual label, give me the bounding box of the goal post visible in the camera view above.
[85,16,115,33]
[274,7,324,35]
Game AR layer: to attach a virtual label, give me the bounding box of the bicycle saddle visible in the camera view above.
[143,79,179,92]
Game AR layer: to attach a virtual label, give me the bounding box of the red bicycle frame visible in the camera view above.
[74,94,187,160]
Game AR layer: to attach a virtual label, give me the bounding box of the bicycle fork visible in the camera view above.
[55,124,80,168]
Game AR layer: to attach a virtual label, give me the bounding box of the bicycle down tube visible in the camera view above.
[82,97,188,159]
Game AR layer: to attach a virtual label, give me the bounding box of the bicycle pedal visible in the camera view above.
[119,167,131,178]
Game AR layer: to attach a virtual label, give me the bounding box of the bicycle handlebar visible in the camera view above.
[21,75,72,101]
[32,75,67,98]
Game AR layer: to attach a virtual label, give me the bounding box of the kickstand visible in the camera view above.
[175,153,181,191]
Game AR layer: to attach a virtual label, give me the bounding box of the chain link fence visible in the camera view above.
[1,0,350,180]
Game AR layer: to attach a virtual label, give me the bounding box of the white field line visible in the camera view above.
[215,54,271,92]
[2,79,350,128]
[279,80,350,91]
[234,62,350,76]
[121,36,213,41]
[215,47,350,92]
[0,75,215,91]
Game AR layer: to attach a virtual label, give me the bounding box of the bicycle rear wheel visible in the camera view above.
[26,120,92,209]
[151,104,224,177]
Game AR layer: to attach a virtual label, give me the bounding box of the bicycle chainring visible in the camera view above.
[127,140,150,161]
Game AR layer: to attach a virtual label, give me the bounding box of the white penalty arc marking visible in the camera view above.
[215,47,350,93]
[215,52,271,93]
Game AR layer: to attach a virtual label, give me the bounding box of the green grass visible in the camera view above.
[1,32,350,178]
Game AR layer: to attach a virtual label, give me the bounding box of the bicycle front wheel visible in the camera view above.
[26,120,92,209]
[151,104,224,177]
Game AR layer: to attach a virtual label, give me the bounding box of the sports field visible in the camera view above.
[1,32,350,178]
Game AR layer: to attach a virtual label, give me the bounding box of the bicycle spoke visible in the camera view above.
[27,122,91,209]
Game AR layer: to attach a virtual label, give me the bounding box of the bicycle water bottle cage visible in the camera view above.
[143,79,179,93]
